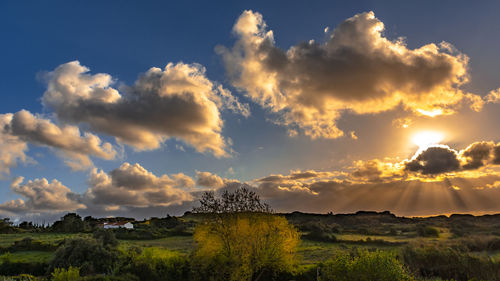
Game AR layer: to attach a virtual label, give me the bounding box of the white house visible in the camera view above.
[103,222,134,229]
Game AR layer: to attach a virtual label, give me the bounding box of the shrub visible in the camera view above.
[402,245,500,281]
[93,229,118,249]
[0,261,48,276]
[319,250,413,281]
[119,248,189,281]
[49,238,120,276]
[51,266,80,281]
[417,226,439,238]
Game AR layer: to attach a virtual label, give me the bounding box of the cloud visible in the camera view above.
[196,171,225,188]
[485,88,500,103]
[83,163,193,212]
[217,10,477,138]
[402,141,500,176]
[0,176,84,214]
[42,61,249,157]
[0,114,29,178]
[0,110,116,172]
[460,141,496,170]
[350,159,404,182]
[405,145,461,175]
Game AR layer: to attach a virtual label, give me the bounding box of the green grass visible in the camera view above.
[118,235,194,254]
[0,251,54,263]
[0,233,90,248]
[297,239,398,264]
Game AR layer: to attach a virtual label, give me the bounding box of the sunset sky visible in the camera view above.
[2,1,500,221]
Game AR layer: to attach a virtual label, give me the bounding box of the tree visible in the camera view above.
[191,188,299,281]
[51,213,85,233]
[193,187,271,214]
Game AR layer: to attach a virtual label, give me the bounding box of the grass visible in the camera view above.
[0,251,54,263]
[119,235,194,254]
[0,233,90,247]
[297,239,398,264]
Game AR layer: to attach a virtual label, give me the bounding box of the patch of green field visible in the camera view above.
[336,233,413,242]
[0,233,90,247]
[119,235,194,254]
[0,251,53,263]
[297,240,397,264]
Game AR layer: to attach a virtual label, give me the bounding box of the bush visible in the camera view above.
[93,229,118,249]
[301,222,337,242]
[49,238,120,276]
[119,248,189,281]
[51,266,80,281]
[0,261,48,276]
[402,245,500,281]
[319,250,413,281]
[417,226,439,238]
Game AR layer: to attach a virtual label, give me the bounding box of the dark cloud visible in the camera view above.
[461,141,495,170]
[83,163,193,210]
[405,146,460,174]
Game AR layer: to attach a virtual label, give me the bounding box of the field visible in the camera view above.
[3,211,500,280]
[0,226,461,264]
[0,233,90,247]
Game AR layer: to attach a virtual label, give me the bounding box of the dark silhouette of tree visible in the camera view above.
[51,213,85,233]
[192,187,271,214]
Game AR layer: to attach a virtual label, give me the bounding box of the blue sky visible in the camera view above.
[2,1,500,220]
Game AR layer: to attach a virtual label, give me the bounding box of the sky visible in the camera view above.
[2,0,500,221]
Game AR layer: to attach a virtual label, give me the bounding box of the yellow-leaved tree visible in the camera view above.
[191,187,300,281]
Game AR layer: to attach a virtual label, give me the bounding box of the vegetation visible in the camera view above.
[51,266,80,281]
[191,188,299,281]
[4,192,500,280]
[319,250,413,281]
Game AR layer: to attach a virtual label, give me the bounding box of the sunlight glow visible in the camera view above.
[412,131,444,149]
[416,108,444,117]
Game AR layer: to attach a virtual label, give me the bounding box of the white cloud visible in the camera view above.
[196,171,225,188]
[0,176,84,214]
[42,61,249,157]
[217,11,477,138]
[0,110,117,173]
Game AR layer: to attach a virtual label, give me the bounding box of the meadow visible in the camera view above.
[2,209,500,280]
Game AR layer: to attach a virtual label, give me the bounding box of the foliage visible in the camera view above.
[48,238,120,276]
[119,248,189,281]
[92,230,118,249]
[417,226,440,238]
[0,260,48,277]
[51,266,80,281]
[0,219,18,234]
[51,214,85,233]
[192,213,300,281]
[319,250,413,281]
[402,245,500,281]
[301,222,337,242]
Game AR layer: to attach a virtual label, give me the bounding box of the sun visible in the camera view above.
[412,131,444,149]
